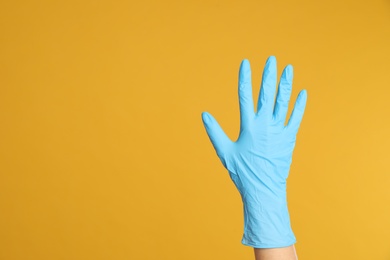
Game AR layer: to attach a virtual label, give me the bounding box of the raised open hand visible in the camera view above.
[201,56,307,248]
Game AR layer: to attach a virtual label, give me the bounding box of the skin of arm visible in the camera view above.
[254,245,298,260]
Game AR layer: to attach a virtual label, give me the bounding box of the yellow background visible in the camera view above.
[1,0,390,259]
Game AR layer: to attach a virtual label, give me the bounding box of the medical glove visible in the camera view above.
[201,56,307,248]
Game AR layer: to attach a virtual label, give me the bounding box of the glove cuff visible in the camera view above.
[240,195,296,248]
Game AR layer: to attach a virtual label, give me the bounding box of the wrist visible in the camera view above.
[241,193,295,248]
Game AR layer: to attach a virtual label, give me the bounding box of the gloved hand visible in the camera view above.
[201,56,307,248]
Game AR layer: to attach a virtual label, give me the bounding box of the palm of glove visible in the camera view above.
[226,113,296,198]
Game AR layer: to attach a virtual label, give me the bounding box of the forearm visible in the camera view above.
[254,245,297,260]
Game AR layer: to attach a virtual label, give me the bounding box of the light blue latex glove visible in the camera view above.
[201,56,307,248]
